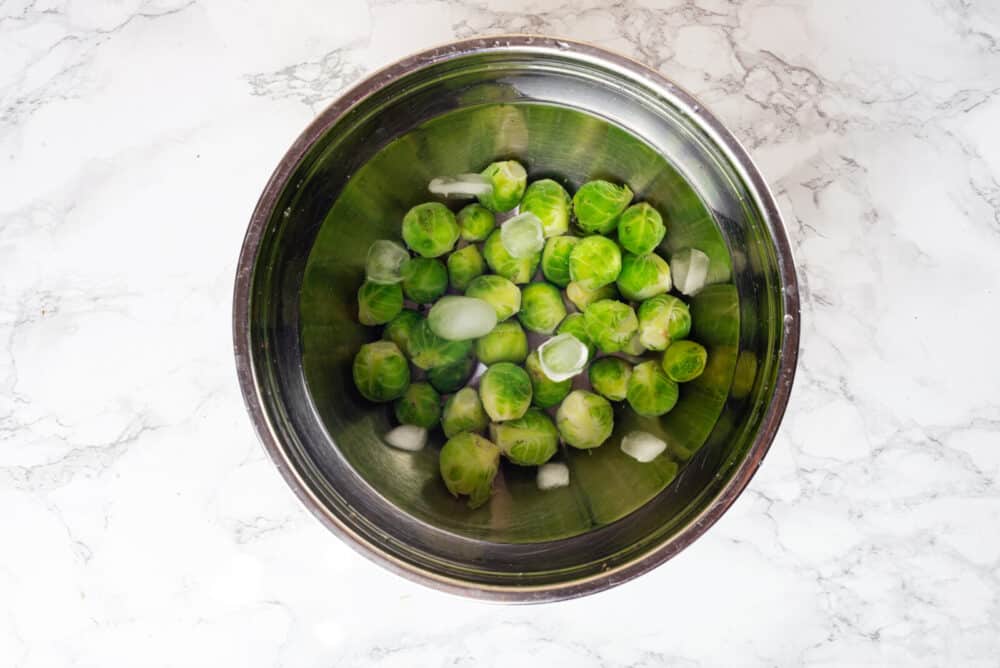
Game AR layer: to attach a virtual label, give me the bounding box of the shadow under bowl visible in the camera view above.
[234,36,799,602]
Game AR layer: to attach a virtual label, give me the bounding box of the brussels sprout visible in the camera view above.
[637,294,691,351]
[501,212,545,259]
[401,202,460,258]
[662,340,708,382]
[465,274,522,321]
[447,244,485,290]
[365,240,410,284]
[409,320,474,370]
[428,355,477,393]
[441,387,489,438]
[584,299,638,353]
[382,308,423,357]
[617,202,666,255]
[401,257,447,304]
[588,357,632,401]
[520,179,571,237]
[479,362,532,422]
[556,390,614,449]
[626,360,679,416]
[569,236,622,290]
[556,313,596,361]
[457,203,496,242]
[572,180,633,234]
[565,281,618,312]
[482,228,540,284]
[427,296,497,341]
[475,321,528,365]
[541,235,579,287]
[490,409,559,466]
[525,350,572,409]
[393,382,441,428]
[616,253,671,302]
[352,341,410,402]
[439,432,500,508]
[478,160,528,212]
[357,280,403,325]
[517,282,567,334]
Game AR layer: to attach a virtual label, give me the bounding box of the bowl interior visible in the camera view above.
[301,102,737,543]
[244,44,791,592]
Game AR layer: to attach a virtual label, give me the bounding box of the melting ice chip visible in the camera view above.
[500,212,545,259]
[384,425,427,452]
[365,240,409,284]
[428,173,493,198]
[670,248,710,296]
[428,296,498,341]
[621,431,667,463]
[537,333,588,382]
[537,462,570,490]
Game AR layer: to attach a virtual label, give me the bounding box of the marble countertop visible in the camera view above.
[3,0,999,665]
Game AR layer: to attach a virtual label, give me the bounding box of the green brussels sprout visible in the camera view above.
[616,253,672,302]
[617,202,666,255]
[382,308,423,356]
[490,408,559,466]
[520,179,571,237]
[482,228,540,284]
[588,357,632,401]
[401,202,460,258]
[479,362,532,422]
[441,387,489,438]
[439,432,500,508]
[569,236,622,290]
[393,382,442,428]
[447,244,485,290]
[556,313,596,362]
[352,341,410,402]
[475,321,528,365]
[584,299,638,353]
[401,257,448,304]
[572,180,633,234]
[457,203,496,241]
[626,360,679,416]
[525,350,572,409]
[409,320,474,370]
[565,281,618,312]
[541,235,579,287]
[365,240,410,284]
[556,390,614,449]
[427,355,477,393]
[662,340,708,382]
[517,282,567,334]
[465,274,522,321]
[357,280,403,325]
[637,294,691,351]
[478,160,528,212]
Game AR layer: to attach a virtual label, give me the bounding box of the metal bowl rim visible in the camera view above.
[232,34,801,603]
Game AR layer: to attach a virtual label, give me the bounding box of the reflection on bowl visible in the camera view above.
[234,36,799,602]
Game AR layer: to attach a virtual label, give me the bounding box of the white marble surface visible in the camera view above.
[2,0,999,665]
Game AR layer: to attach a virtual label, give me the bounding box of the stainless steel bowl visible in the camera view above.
[234,36,799,602]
